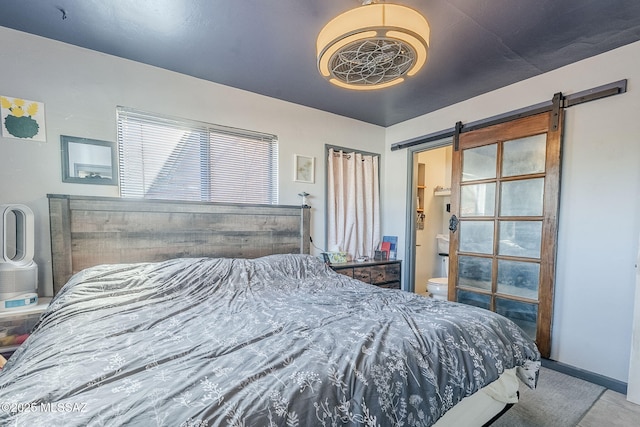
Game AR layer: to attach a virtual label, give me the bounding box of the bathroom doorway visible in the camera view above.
[408,143,453,295]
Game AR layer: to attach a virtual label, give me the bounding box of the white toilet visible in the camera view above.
[427,255,449,300]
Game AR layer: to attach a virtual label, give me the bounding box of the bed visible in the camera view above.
[0,195,540,426]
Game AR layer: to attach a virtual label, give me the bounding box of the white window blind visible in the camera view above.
[117,107,278,204]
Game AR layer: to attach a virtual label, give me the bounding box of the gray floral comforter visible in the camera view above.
[0,255,539,426]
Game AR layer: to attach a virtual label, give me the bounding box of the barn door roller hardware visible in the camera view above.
[391,79,627,151]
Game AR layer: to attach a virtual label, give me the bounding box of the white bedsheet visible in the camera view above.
[434,367,520,427]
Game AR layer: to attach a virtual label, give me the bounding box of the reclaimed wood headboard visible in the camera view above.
[47,194,310,294]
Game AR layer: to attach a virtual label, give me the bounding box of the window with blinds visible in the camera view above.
[117,107,278,204]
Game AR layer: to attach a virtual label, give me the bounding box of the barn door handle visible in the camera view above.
[449,215,459,233]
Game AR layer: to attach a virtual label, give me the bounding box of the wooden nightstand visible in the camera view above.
[0,297,51,359]
[330,260,401,289]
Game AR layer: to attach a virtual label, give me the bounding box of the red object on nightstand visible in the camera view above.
[15,333,29,345]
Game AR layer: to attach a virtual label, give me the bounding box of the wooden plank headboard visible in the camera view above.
[48,194,311,294]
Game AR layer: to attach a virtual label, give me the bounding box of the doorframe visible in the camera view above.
[403,137,452,293]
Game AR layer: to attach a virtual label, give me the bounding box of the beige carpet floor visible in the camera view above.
[490,367,606,427]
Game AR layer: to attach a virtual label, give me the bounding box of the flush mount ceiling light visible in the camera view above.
[317,1,430,90]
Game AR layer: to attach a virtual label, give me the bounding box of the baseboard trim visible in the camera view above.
[542,358,628,394]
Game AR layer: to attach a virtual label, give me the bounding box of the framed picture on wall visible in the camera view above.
[1,96,46,142]
[60,135,118,185]
[294,154,315,183]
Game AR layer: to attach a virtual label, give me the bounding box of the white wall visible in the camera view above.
[0,27,385,296]
[384,41,640,383]
[629,233,640,403]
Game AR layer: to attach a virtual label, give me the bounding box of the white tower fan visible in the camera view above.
[0,204,38,310]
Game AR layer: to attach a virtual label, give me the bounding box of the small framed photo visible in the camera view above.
[294,154,315,183]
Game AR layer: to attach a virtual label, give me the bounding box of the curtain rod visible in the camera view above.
[390,79,627,151]
[325,144,380,158]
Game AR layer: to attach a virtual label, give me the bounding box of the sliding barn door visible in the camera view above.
[449,111,562,358]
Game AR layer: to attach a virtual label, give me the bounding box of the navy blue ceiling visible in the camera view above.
[1,0,639,126]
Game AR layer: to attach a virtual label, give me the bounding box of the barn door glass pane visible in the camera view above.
[497,260,539,299]
[458,255,492,290]
[462,144,497,182]
[459,221,494,254]
[495,298,538,339]
[500,178,545,216]
[461,183,496,216]
[498,221,542,258]
[502,134,547,177]
[457,290,491,310]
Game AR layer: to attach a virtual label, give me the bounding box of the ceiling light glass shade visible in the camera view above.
[317,3,430,90]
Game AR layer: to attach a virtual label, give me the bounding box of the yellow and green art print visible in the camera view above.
[1,96,46,141]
